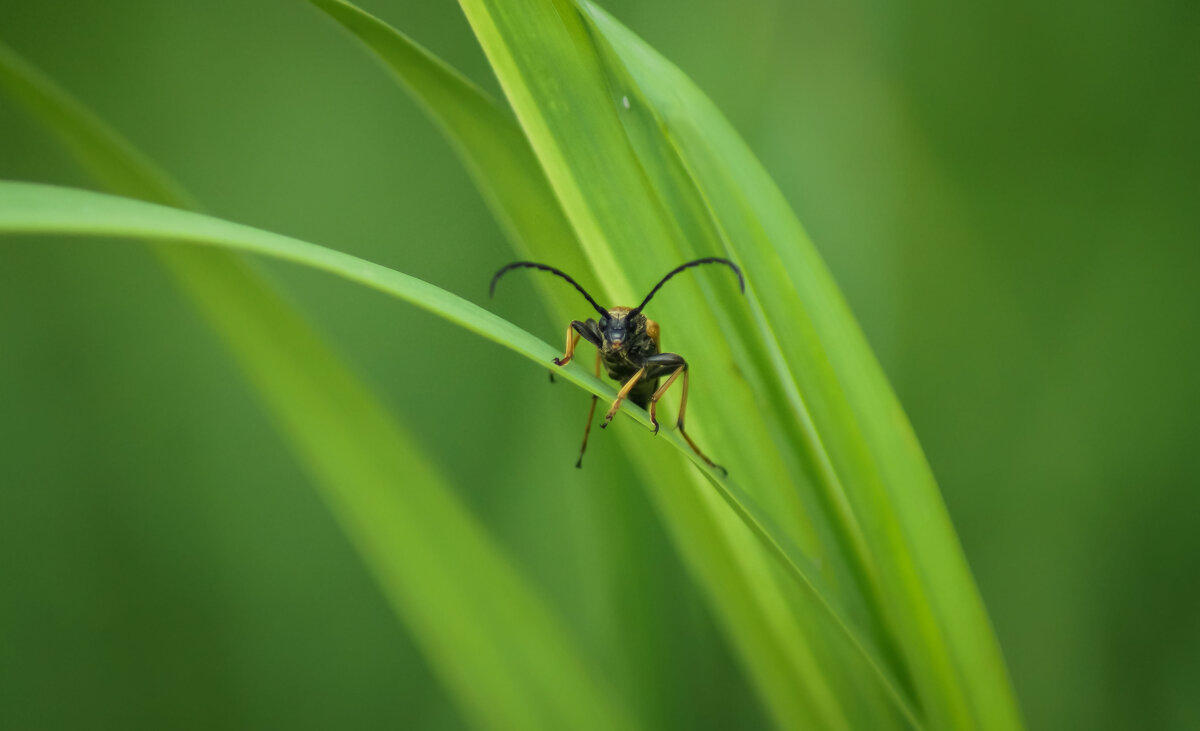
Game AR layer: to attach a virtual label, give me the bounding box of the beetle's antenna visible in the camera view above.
[490,261,609,317]
[630,257,744,315]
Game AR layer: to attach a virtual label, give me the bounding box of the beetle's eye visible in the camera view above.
[599,318,608,328]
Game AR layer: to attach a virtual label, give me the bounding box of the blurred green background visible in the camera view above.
[1,0,1196,729]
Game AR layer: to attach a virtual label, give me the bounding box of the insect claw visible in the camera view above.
[651,420,660,435]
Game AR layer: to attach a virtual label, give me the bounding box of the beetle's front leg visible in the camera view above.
[600,367,647,428]
[552,324,581,366]
[553,319,602,366]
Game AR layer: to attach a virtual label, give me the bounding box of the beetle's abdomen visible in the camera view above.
[628,377,659,409]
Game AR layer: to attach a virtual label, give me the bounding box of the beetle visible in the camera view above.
[490,257,744,473]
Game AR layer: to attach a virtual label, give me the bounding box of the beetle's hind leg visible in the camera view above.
[643,353,726,475]
[575,350,603,468]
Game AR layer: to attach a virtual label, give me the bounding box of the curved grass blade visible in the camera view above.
[0,180,722,475]
[0,46,637,731]
[577,3,1024,729]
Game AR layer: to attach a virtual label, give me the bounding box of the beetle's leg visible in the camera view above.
[643,353,725,474]
[550,329,579,380]
[600,366,647,429]
[553,325,582,366]
[575,349,603,468]
[554,320,603,367]
[647,369,684,435]
[643,353,686,433]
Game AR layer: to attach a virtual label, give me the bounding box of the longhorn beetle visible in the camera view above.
[490,258,744,473]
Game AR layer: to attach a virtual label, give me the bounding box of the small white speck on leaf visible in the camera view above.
[622,95,631,109]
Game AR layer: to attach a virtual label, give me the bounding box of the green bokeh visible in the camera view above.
[1,1,1196,729]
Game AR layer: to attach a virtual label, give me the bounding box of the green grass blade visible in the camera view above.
[576,4,1027,724]
[0,179,718,478]
[579,4,1023,729]
[0,45,637,731]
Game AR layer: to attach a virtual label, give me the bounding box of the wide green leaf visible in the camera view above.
[0,45,635,731]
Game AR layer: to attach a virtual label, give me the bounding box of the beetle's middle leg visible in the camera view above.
[574,349,603,468]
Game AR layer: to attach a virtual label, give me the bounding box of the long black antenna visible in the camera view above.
[490,261,609,317]
[630,257,744,315]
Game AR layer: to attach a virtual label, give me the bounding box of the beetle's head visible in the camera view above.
[599,307,645,353]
